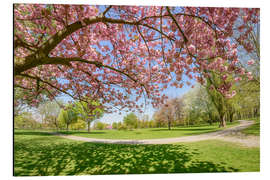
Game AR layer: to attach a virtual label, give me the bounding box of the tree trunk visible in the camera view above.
[87,121,90,133]
[66,124,69,131]
[168,118,171,130]
[208,113,213,125]
[229,113,234,123]
[54,118,58,131]
[219,114,226,128]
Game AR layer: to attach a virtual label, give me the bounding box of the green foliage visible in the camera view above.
[73,100,103,121]
[14,112,41,129]
[117,123,127,130]
[14,88,27,116]
[182,85,219,125]
[233,80,260,119]
[72,99,104,132]
[57,107,78,130]
[94,122,106,130]
[123,113,138,129]
[14,130,259,176]
[116,122,122,130]
[112,122,118,129]
[70,119,86,130]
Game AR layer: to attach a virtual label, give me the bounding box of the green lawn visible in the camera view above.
[14,129,259,176]
[59,121,239,140]
[241,117,260,136]
[176,140,260,172]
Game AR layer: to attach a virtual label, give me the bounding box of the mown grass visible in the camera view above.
[58,121,239,140]
[176,140,260,172]
[241,117,260,136]
[14,129,259,176]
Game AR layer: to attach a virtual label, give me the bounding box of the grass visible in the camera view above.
[241,117,260,136]
[58,121,239,140]
[176,140,260,172]
[14,129,259,176]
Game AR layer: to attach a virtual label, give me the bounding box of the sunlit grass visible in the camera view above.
[14,129,259,176]
[58,121,239,140]
[176,140,260,172]
[241,117,260,136]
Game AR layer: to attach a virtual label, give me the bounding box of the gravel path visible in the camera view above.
[51,120,259,147]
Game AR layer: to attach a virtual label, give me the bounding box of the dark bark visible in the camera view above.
[168,118,171,130]
[219,114,226,128]
[87,121,90,133]
[207,113,213,125]
[229,112,234,123]
[53,118,58,131]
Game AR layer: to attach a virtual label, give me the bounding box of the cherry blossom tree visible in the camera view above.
[14,4,259,115]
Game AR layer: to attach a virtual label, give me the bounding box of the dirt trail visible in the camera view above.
[51,120,259,147]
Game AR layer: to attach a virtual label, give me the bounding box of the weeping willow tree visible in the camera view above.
[57,105,78,131]
[204,72,232,127]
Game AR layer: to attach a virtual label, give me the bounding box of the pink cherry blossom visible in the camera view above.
[234,77,242,82]
[247,59,255,65]
[13,5,259,111]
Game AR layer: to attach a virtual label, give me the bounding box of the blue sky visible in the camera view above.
[54,5,197,124]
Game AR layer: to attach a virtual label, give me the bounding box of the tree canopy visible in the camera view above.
[14,5,259,112]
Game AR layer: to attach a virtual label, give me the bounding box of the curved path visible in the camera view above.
[52,120,259,147]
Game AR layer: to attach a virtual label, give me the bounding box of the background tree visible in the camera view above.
[138,114,150,128]
[181,84,219,126]
[155,100,177,130]
[73,99,104,133]
[69,119,86,130]
[37,100,61,129]
[204,72,231,127]
[153,111,166,128]
[123,113,138,130]
[94,121,108,130]
[57,105,78,131]
[14,88,28,117]
[112,122,118,129]
[14,111,41,129]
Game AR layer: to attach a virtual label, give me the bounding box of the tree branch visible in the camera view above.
[166,7,188,43]
[102,5,112,16]
[18,73,76,99]
[136,25,151,56]
[15,16,175,75]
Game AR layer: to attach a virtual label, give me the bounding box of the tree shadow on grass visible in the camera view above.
[14,131,238,176]
[14,131,53,136]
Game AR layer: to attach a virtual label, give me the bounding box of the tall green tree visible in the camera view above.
[73,99,104,133]
[205,74,228,127]
[57,105,78,131]
[123,113,138,129]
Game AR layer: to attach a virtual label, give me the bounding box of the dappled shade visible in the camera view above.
[14,131,238,176]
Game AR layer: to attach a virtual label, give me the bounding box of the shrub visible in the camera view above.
[118,124,127,130]
[112,122,117,129]
[95,122,105,130]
